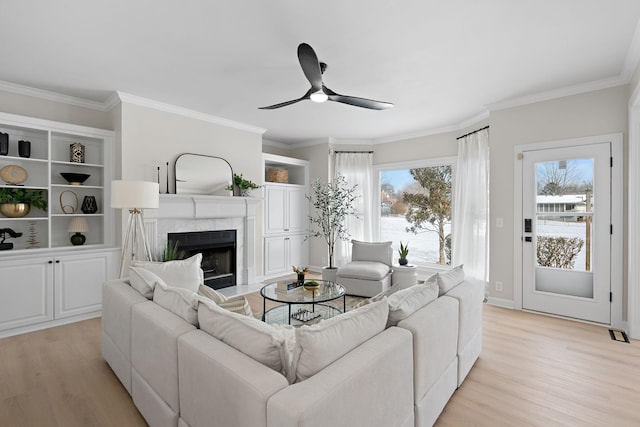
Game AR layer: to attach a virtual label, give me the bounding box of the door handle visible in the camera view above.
[524,236,532,242]
[524,219,532,233]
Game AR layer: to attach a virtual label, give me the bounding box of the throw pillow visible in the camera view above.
[435,264,465,296]
[131,253,203,292]
[198,299,290,377]
[387,283,439,326]
[197,284,253,317]
[129,266,166,299]
[153,281,199,326]
[353,282,400,309]
[290,298,389,383]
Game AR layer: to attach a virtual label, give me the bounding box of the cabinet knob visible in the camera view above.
[55,260,60,263]
[284,228,290,231]
[48,260,53,264]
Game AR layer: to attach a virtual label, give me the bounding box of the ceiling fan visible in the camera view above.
[259,43,394,111]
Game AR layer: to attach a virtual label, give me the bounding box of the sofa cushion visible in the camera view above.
[153,281,199,326]
[351,240,393,265]
[197,284,253,317]
[435,264,465,296]
[353,282,401,308]
[337,261,391,280]
[132,253,203,292]
[387,283,439,326]
[290,298,389,383]
[197,299,290,377]
[129,266,166,299]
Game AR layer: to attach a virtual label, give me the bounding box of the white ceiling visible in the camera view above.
[1,1,640,145]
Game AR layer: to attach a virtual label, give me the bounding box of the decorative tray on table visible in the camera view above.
[290,308,321,322]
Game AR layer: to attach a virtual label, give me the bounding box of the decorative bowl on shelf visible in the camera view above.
[60,173,90,186]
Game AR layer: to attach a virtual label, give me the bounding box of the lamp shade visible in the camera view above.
[111,180,159,209]
[67,217,88,233]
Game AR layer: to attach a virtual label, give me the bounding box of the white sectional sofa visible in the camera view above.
[102,267,483,427]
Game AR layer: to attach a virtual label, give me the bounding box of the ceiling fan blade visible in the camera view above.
[259,89,312,110]
[297,43,323,91]
[324,86,394,110]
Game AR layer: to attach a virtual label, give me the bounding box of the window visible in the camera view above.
[374,157,456,266]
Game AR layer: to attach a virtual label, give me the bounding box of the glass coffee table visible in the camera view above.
[260,279,346,326]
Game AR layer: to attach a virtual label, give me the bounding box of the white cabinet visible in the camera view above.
[264,234,308,277]
[54,251,113,319]
[264,184,306,234]
[262,154,309,278]
[0,256,53,331]
[0,112,118,338]
[0,249,117,337]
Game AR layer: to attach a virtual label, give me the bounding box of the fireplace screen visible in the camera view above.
[167,230,236,289]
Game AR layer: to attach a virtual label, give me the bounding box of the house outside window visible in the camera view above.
[373,157,456,268]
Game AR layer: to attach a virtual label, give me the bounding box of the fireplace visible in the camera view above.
[168,230,236,289]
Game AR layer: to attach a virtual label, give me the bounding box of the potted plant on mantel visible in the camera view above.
[307,174,359,282]
[226,173,261,196]
[0,188,48,218]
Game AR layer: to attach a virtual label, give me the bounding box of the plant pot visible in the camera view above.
[322,267,338,283]
[398,257,408,266]
[0,203,30,218]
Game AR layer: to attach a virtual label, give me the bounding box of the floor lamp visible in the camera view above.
[111,180,159,277]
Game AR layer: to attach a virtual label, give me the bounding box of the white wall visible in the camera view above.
[0,90,111,130]
[489,85,629,307]
[119,101,265,273]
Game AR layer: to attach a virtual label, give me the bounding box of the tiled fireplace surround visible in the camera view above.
[143,194,260,286]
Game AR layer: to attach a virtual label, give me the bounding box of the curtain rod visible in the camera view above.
[456,125,489,140]
[333,150,374,154]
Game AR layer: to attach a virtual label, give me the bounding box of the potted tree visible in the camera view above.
[307,174,359,282]
[0,188,48,218]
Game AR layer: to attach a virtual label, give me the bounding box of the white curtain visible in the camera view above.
[334,151,373,266]
[452,128,490,283]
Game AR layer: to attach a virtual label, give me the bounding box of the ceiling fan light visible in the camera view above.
[310,89,328,103]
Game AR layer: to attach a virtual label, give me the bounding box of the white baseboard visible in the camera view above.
[486,297,514,309]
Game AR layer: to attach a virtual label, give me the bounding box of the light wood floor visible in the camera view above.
[0,305,638,426]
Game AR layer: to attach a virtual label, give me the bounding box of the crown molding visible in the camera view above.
[374,110,490,145]
[622,18,640,82]
[487,76,627,112]
[115,92,266,135]
[262,138,292,149]
[288,137,335,149]
[0,80,108,111]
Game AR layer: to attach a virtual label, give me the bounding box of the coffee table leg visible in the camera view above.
[343,295,346,313]
[262,298,266,321]
[288,305,292,325]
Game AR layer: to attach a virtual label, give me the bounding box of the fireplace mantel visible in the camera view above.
[144,194,262,285]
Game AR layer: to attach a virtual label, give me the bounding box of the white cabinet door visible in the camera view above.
[0,257,53,330]
[264,234,308,277]
[54,251,114,319]
[265,185,287,234]
[287,186,307,233]
[264,236,288,276]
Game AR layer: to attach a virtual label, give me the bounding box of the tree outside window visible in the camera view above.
[379,163,453,265]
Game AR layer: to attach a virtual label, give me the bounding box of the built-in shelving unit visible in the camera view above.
[0,112,118,338]
[262,153,309,277]
[0,113,113,251]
